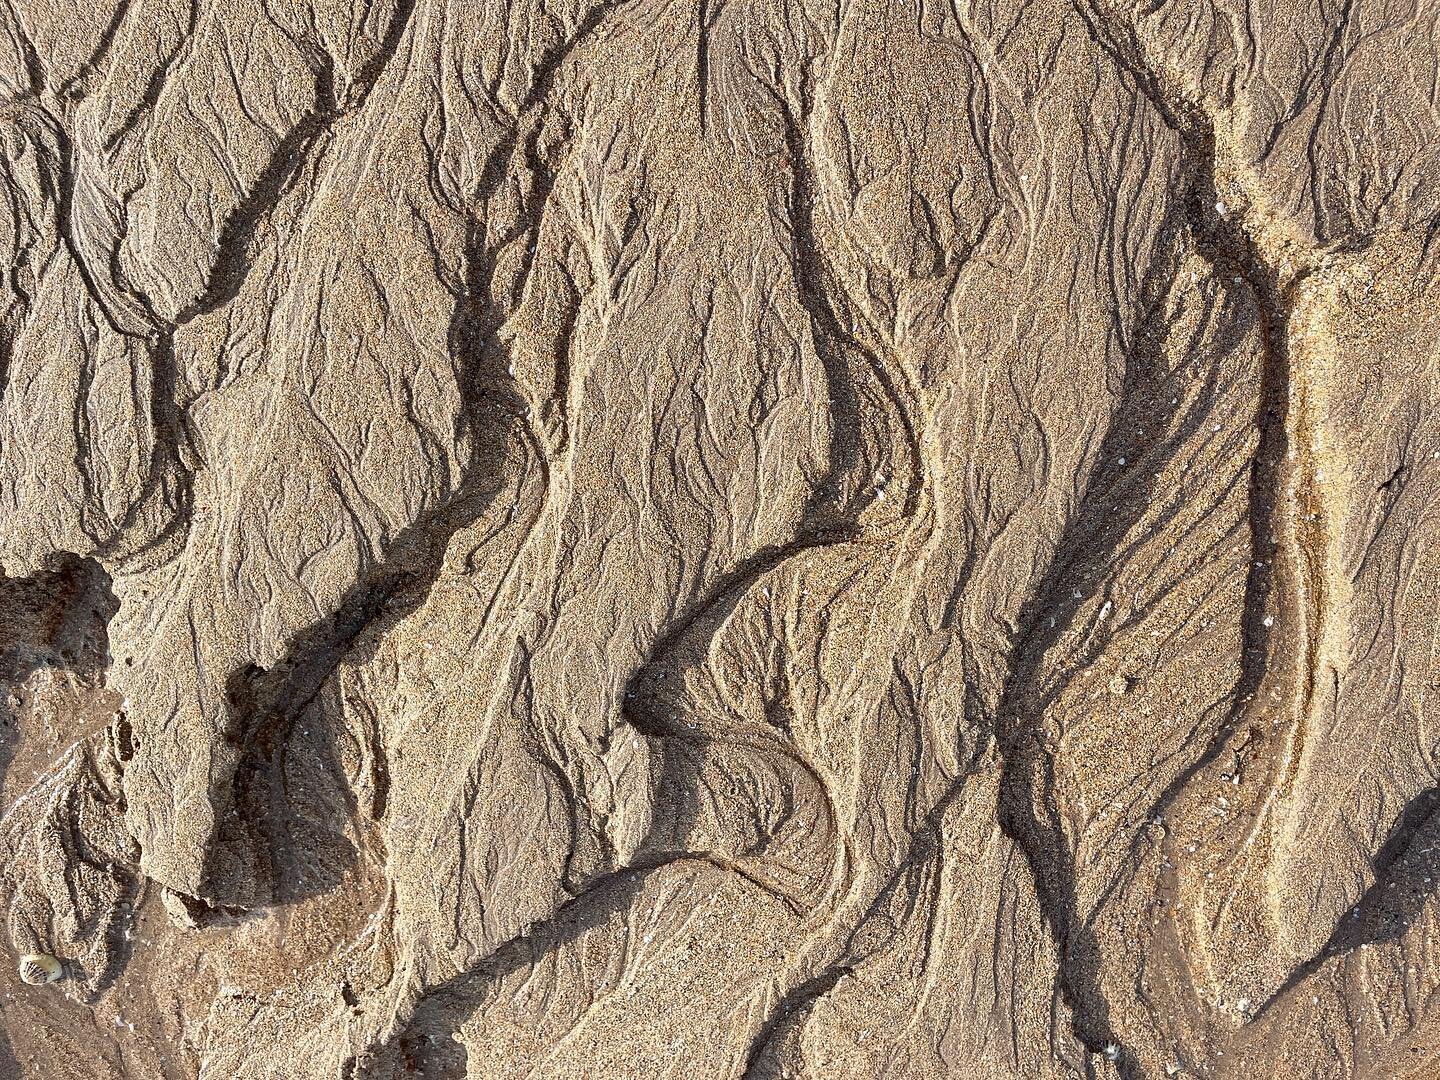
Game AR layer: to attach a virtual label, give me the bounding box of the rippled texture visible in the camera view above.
[1,1,1438,1077]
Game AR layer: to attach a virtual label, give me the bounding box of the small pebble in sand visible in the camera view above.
[1109,673,1131,696]
[17,953,62,985]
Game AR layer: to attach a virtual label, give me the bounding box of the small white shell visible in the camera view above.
[17,953,62,985]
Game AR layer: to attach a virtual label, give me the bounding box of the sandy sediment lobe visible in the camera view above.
[1,0,1440,1076]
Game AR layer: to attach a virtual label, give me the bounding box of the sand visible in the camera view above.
[1,0,1439,1076]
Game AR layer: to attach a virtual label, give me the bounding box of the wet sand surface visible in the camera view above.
[3,1,1440,1077]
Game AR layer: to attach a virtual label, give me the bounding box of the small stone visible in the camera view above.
[17,953,62,985]
[1109,673,1131,695]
